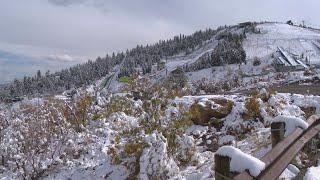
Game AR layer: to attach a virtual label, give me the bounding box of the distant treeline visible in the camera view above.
[1,27,218,98]
[184,32,247,72]
[0,21,263,98]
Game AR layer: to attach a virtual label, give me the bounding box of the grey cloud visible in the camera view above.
[46,54,80,62]
[1,0,320,82]
[48,0,86,6]
[46,0,320,31]
[2,0,320,58]
[48,0,110,13]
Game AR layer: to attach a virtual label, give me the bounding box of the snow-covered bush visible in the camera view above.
[253,57,261,66]
[0,99,87,179]
[166,67,188,90]
[104,96,140,117]
[139,133,179,179]
[63,93,93,132]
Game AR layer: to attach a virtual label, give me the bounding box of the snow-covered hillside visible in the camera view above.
[206,23,320,93]
[103,22,320,94]
[245,23,320,62]
[1,22,320,179]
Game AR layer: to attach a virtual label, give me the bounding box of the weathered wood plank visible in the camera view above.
[259,123,320,180]
[234,115,319,180]
[271,122,285,147]
[214,154,232,180]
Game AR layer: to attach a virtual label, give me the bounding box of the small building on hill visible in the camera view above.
[273,47,307,72]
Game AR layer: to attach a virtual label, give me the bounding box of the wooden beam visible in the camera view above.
[271,122,285,147]
[234,115,320,180]
[214,154,232,180]
[259,123,320,179]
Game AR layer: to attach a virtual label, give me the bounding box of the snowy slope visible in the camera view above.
[103,22,320,94]
[2,22,320,180]
[244,23,320,63]
[184,23,320,93]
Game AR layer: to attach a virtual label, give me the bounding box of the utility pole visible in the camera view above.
[266,38,269,54]
[289,40,291,54]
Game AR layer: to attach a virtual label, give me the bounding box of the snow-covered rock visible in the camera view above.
[304,165,320,180]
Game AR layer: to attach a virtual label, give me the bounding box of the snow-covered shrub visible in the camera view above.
[0,99,86,179]
[260,88,276,102]
[63,93,93,132]
[108,100,194,178]
[303,69,315,76]
[0,111,8,133]
[107,147,121,165]
[165,67,189,92]
[193,80,221,94]
[253,57,261,66]
[139,133,179,179]
[222,81,232,91]
[163,114,194,156]
[104,96,139,117]
[175,135,197,167]
[193,77,244,95]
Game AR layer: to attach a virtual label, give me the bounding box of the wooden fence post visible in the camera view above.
[214,154,233,180]
[271,122,285,148]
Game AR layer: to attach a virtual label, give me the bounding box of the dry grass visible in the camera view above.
[243,96,262,121]
[124,140,148,156]
[107,147,121,165]
[104,96,137,117]
[301,107,317,119]
[62,94,92,132]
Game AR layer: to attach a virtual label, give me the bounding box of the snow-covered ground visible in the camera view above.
[1,84,320,179]
[304,163,320,180]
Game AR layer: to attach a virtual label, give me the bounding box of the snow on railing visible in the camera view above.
[272,115,308,137]
[214,146,265,179]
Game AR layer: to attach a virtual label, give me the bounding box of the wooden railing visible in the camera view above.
[216,115,320,180]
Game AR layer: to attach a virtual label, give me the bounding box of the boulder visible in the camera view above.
[190,98,234,126]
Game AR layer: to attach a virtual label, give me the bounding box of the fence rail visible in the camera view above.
[216,115,320,180]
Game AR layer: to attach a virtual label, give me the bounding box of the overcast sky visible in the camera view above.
[0,0,319,82]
